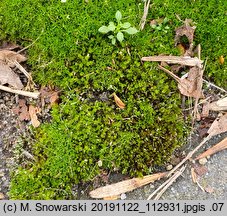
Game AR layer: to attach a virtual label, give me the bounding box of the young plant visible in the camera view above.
[150,17,170,33]
[98,10,138,45]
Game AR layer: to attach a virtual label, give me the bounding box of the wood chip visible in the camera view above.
[29,105,41,127]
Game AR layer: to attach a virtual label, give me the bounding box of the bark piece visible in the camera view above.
[90,172,167,198]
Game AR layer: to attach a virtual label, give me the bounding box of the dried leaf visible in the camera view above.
[29,105,40,127]
[0,63,24,89]
[201,102,210,118]
[195,137,227,160]
[178,67,204,98]
[207,97,227,111]
[89,172,167,198]
[113,93,125,109]
[219,55,224,64]
[142,56,203,67]
[12,99,30,121]
[207,113,227,137]
[0,50,27,65]
[174,19,196,55]
[50,91,60,106]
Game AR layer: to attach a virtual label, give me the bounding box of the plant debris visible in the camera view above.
[112,92,125,109]
[195,137,227,160]
[89,172,167,199]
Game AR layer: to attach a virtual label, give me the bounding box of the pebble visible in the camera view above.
[120,193,127,200]
[199,158,208,165]
[166,164,173,171]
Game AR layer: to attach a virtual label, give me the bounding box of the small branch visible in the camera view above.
[139,0,151,31]
[0,84,40,99]
[147,165,186,200]
[167,135,212,177]
[203,79,227,93]
[154,165,186,200]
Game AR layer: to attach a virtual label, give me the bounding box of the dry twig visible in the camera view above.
[147,166,186,200]
[0,84,40,99]
[139,0,151,31]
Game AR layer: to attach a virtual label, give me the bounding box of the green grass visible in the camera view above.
[0,0,226,199]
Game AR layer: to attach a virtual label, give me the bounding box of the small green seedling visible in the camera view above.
[98,10,138,45]
[151,17,170,33]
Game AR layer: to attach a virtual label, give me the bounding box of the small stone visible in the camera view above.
[166,164,173,171]
[120,193,127,200]
[0,172,5,177]
[199,158,207,165]
[0,193,4,200]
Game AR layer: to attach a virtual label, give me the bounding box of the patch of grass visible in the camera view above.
[0,0,225,199]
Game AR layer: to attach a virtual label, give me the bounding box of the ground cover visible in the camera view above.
[0,0,226,199]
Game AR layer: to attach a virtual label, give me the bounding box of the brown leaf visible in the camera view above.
[89,172,167,198]
[178,67,204,98]
[195,137,227,160]
[201,102,210,118]
[0,63,24,89]
[174,19,196,54]
[219,55,224,64]
[113,93,125,109]
[208,97,227,111]
[0,50,27,65]
[40,86,60,108]
[207,113,227,137]
[28,105,40,127]
[50,91,60,106]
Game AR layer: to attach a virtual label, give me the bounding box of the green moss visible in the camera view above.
[1,0,225,199]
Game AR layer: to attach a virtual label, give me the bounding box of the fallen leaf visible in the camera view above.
[207,97,227,112]
[0,50,27,65]
[174,19,196,55]
[40,86,60,108]
[89,172,167,198]
[219,56,224,64]
[157,65,204,98]
[207,113,227,137]
[112,93,125,109]
[0,63,24,89]
[12,99,30,121]
[49,91,60,106]
[195,137,227,160]
[29,105,40,127]
[201,102,210,118]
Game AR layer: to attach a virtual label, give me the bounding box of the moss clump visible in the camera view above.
[0,0,225,199]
